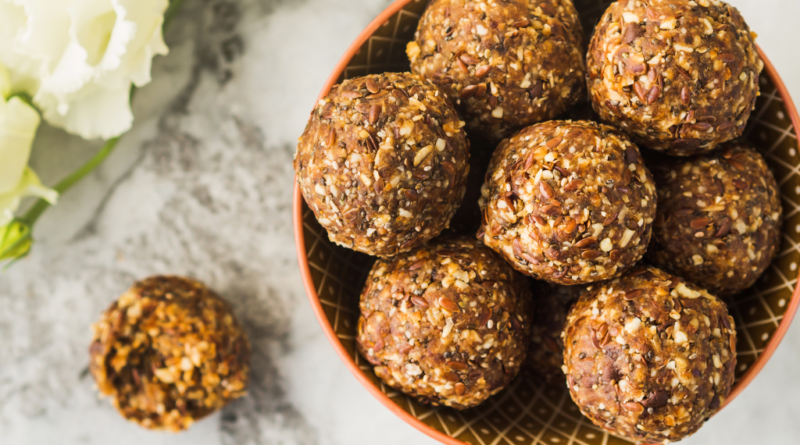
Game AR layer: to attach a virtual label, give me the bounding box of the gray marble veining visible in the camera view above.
[2,0,799,444]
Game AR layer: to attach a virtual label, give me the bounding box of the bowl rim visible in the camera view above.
[293,1,800,443]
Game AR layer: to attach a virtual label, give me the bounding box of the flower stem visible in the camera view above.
[20,137,120,226]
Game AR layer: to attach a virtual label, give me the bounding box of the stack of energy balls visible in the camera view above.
[294,0,782,443]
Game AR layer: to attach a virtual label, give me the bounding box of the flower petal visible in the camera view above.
[42,0,137,97]
[0,167,58,227]
[0,96,40,193]
[0,95,52,226]
[39,81,132,139]
[0,0,37,95]
[32,0,169,139]
[0,0,72,96]
[116,0,169,87]
[2,0,170,140]
[0,63,10,98]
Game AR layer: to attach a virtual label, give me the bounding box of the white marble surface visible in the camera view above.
[2,0,800,444]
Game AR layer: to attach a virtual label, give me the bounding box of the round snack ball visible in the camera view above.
[295,72,470,257]
[90,276,250,431]
[563,266,736,443]
[587,0,763,155]
[357,237,533,409]
[649,141,782,296]
[478,120,657,285]
[407,0,586,141]
[526,281,583,382]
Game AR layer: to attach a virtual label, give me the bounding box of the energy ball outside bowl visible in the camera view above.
[408,0,586,142]
[295,72,470,257]
[357,237,533,409]
[563,266,736,444]
[587,0,763,156]
[478,120,657,285]
[649,141,782,296]
[89,276,250,432]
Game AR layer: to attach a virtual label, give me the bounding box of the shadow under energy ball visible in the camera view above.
[89,276,251,432]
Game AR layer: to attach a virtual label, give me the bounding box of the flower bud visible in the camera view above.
[0,220,32,263]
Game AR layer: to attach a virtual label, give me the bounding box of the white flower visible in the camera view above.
[0,64,10,98]
[0,79,39,193]
[0,168,58,227]
[0,0,170,140]
[0,89,57,226]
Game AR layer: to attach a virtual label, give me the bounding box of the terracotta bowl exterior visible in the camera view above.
[294,1,800,443]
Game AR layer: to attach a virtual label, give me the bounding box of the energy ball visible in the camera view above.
[587,0,763,156]
[649,141,782,296]
[478,120,657,285]
[526,281,583,382]
[357,237,533,409]
[295,72,470,257]
[408,0,586,141]
[563,266,736,443]
[90,276,250,432]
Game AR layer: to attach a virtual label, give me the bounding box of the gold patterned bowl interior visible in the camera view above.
[294,1,800,444]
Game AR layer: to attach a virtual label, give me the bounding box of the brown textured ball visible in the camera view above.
[295,72,470,257]
[563,266,736,443]
[407,0,586,141]
[89,276,250,432]
[587,0,763,155]
[526,281,582,382]
[357,237,533,409]
[649,141,782,296]
[478,120,657,285]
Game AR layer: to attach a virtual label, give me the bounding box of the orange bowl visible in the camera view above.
[293,1,800,444]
